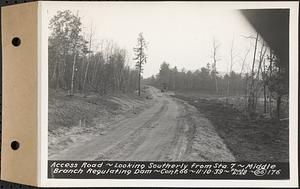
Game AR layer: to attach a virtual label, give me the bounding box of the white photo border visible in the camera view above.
[38,1,299,187]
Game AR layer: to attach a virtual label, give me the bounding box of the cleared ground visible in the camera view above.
[174,93,289,162]
[49,87,235,161]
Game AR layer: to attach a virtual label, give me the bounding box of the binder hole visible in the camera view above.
[12,37,21,47]
[11,141,20,150]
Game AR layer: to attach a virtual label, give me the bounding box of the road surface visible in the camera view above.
[50,87,235,161]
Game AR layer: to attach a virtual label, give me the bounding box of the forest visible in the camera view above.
[48,10,142,96]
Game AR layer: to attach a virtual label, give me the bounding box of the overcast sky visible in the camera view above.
[46,2,263,78]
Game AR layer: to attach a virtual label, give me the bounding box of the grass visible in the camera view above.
[48,89,148,131]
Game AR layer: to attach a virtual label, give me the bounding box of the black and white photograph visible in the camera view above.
[41,1,299,186]
[0,0,298,187]
[47,2,290,164]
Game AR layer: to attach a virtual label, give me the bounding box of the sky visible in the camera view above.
[46,2,263,78]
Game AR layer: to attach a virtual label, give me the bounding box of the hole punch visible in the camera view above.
[12,37,21,47]
[11,141,20,150]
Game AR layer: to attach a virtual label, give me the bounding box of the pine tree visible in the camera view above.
[133,32,148,96]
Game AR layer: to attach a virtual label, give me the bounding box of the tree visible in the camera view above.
[240,48,250,76]
[133,32,148,96]
[212,37,220,93]
[49,10,75,89]
[49,11,139,96]
[49,10,87,95]
[68,12,86,96]
[248,32,259,116]
[266,54,288,119]
[253,41,267,110]
[149,61,252,96]
[171,66,178,90]
[158,62,171,89]
[82,25,94,95]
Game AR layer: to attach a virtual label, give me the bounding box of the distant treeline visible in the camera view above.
[48,10,138,95]
[146,62,247,95]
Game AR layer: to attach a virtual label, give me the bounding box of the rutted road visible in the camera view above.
[50,87,235,161]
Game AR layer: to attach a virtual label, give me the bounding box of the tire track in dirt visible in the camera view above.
[50,87,236,161]
[165,99,197,161]
[123,96,180,161]
[50,89,168,160]
[94,100,169,160]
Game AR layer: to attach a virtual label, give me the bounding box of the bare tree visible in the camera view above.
[262,58,267,114]
[69,12,86,96]
[255,41,267,81]
[70,53,77,95]
[82,25,94,95]
[247,32,259,116]
[212,37,220,93]
[49,11,140,97]
[240,47,250,76]
[253,41,267,111]
[267,49,274,116]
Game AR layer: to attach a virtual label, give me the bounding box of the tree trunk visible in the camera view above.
[83,56,90,95]
[83,30,93,95]
[62,53,67,89]
[248,32,259,116]
[268,50,273,117]
[277,95,281,119]
[226,78,230,103]
[269,90,272,117]
[70,53,77,96]
[215,76,218,93]
[263,59,267,114]
[138,63,141,96]
[212,38,219,93]
[263,84,267,114]
[50,61,59,89]
[227,37,234,103]
[244,76,249,114]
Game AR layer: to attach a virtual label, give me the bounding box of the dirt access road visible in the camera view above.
[50,87,235,161]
